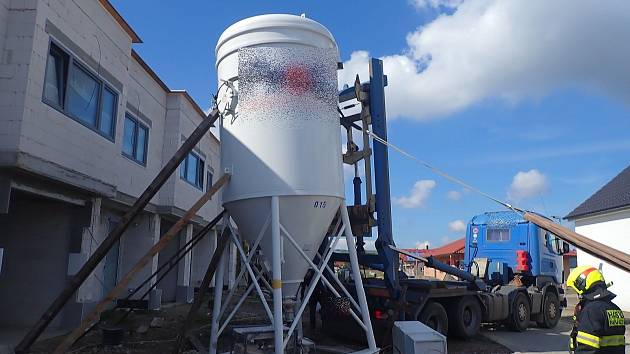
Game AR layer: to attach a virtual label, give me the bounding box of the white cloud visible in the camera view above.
[393,179,436,208]
[446,190,462,201]
[415,240,431,249]
[507,169,549,202]
[411,0,463,9]
[448,219,467,232]
[339,1,630,120]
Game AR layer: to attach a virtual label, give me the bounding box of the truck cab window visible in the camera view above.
[487,228,510,242]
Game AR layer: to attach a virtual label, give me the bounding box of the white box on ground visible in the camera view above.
[393,321,447,354]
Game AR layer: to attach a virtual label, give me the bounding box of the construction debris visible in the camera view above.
[136,325,149,335]
[150,318,164,329]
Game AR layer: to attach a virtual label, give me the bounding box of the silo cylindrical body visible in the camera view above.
[215,14,344,297]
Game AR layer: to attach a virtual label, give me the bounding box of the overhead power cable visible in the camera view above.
[352,123,521,213]
[351,124,630,273]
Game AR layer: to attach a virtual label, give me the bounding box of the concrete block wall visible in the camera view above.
[117,212,160,298]
[0,0,8,52]
[116,56,167,202]
[76,198,103,303]
[191,227,217,288]
[0,0,33,152]
[9,0,222,222]
[157,94,180,207]
[0,0,227,331]
[170,94,221,220]
[18,0,131,191]
[176,223,194,303]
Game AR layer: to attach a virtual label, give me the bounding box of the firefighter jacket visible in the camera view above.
[570,289,626,353]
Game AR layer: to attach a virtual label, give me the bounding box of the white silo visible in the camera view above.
[211,14,377,354]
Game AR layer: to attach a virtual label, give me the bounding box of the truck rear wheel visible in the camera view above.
[448,296,481,339]
[508,292,530,332]
[536,291,560,328]
[418,301,448,336]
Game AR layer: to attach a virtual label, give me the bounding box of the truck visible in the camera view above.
[323,210,569,341]
[319,58,571,343]
[464,211,569,329]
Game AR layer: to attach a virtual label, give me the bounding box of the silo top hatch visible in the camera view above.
[215,14,339,69]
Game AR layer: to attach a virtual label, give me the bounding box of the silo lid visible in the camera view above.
[215,14,339,66]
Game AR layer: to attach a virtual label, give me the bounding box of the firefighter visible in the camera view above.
[566,265,626,353]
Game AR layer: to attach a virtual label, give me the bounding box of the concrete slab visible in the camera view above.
[481,318,574,354]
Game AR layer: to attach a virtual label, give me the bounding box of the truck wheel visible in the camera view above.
[418,301,449,336]
[536,292,560,328]
[448,296,481,339]
[508,292,530,332]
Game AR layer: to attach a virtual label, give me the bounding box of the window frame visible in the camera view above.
[42,39,118,142]
[42,42,69,111]
[180,152,205,190]
[121,113,149,166]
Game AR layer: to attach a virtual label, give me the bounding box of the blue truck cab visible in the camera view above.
[464,211,565,285]
[464,211,567,329]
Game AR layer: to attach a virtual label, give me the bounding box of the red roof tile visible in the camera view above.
[399,238,465,261]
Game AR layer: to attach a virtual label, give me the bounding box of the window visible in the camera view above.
[180,152,204,189]
[67,63,99,126]
[42,41,117,140]
[43,43,68,108]
[122,114,148,164]
[487,228,510,242]
[99,87,117,137]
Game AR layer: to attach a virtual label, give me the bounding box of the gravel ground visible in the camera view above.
[29,289,511,354]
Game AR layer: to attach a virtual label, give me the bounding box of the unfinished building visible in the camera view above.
[0,0,235,333]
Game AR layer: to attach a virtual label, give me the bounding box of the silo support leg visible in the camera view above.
[341,203,378,352]
[217,215,270,319]
[271,196,284,354]
[280,224,365,332]
[209,217,229,354]
[226,225,274,322]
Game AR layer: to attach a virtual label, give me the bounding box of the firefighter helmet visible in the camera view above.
[567,265,606,295]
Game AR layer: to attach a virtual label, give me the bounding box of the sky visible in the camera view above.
[111,0,630,249]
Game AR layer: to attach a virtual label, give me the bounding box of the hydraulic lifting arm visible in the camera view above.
[339,58,399,291]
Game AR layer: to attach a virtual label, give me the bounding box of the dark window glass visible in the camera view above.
[99,87,116,138]
[180,160,186,178]
[122,114,148,164]
[136,125,147,163]
[67,63,99,126]
[487,228,510,242]
[122,116,136,156]
[42,42,117,141]
[43,44,68,108]
[198,159,204,187]
[186,155,198,183]
[180,152,204,189]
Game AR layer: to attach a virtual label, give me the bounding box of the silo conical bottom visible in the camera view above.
[225,195,342,297]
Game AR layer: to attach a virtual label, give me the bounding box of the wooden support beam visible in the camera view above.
[52,173,229,354]
[15,109,220,354]
[173,226,231,354]
[524,212,630,273]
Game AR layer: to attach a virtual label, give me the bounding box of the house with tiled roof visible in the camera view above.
[399,238,465,279]
[565,164,630,310]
